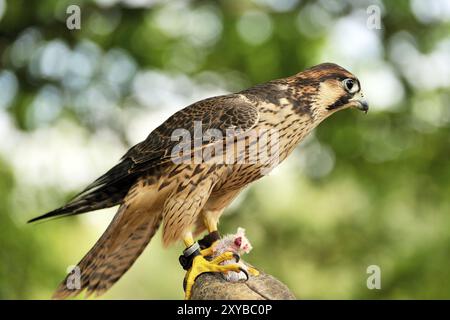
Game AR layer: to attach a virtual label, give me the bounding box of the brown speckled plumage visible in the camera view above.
[29,63,367,299]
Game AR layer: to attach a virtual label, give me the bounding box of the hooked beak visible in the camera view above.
[349,91,369,113]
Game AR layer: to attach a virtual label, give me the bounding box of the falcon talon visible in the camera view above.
[207,228,257,282]
[200,241,218,257]
[238,267,249,281]
[183,254,242,300]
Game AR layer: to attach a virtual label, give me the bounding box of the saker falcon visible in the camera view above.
[29,63,368,299]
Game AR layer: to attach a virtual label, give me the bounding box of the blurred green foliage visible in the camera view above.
[0,0,449,299]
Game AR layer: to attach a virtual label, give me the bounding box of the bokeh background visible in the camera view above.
[1,0,449,299]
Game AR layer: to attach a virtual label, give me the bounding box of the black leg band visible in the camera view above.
[179,242,201,270]
[198,231,221,250]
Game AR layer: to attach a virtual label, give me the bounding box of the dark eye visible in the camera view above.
[342,78,358,93]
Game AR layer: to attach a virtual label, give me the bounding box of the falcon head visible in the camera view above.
[291,63,369,120]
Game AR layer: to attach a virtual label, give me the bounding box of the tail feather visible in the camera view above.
[28,161,137,223]
[52,181,164,299]
[78,159,134,196]
[27,183,131,223]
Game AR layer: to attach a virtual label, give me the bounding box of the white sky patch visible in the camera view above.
[0,111,19,154]
[154,3,222,47]
[0,70,18,110]
[38,40,71,80]
[10,28,43,68]
[62,41,102,90]
[299,142,335,179]
[411,0,450,24]
[132,70,194,109]
[27,85,63,127]
[296,3,334,38]
[321,13,383,67]
[5,120,125,191]
[101,49,137,87]
[67,83,122,131]
[357,63,405,111]
[237,10,273,46]
[389,33,450,91]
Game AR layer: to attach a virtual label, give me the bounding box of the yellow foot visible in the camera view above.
[202,249,260,276]
[184,252,243,300]
[247,266,260,276]
[200,240,218,257]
